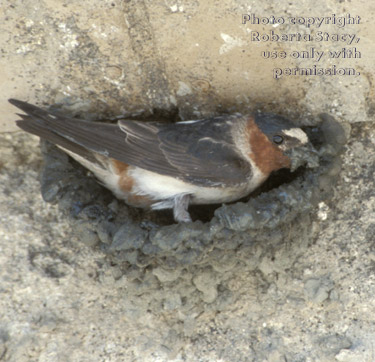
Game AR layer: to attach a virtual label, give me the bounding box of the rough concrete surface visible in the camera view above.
[1,0,375,361]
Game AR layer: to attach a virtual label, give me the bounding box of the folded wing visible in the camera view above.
[10,99,251,187]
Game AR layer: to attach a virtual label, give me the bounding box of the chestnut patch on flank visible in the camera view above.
[112,160,133,191]
[246,117,291,175]
[112,159,153,207]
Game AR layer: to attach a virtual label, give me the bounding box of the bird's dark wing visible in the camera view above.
[118,116,252,186]
[9,99,251,187]
[9,99,131,168]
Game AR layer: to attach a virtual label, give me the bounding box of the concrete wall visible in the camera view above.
[1,0,375,361]
[2,0,374,132]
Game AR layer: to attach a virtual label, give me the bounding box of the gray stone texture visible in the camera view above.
[1,0,375,361]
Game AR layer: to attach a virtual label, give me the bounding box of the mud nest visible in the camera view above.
[38,112,347,318]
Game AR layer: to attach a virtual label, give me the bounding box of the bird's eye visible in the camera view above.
[273,135,284,145]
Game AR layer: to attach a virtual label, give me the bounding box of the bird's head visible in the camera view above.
[251,113,319,172]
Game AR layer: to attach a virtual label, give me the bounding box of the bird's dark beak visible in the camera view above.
[286,142,320,172]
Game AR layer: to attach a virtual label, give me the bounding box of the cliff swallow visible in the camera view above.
[9,99,316,223]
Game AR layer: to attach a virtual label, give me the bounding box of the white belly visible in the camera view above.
[129,166,265,205]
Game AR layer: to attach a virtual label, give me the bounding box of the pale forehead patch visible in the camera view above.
[283,128,308,144]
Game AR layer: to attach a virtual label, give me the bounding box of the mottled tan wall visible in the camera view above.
[1,0,374,132]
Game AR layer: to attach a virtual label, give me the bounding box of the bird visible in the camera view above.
[9,98,315,223]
